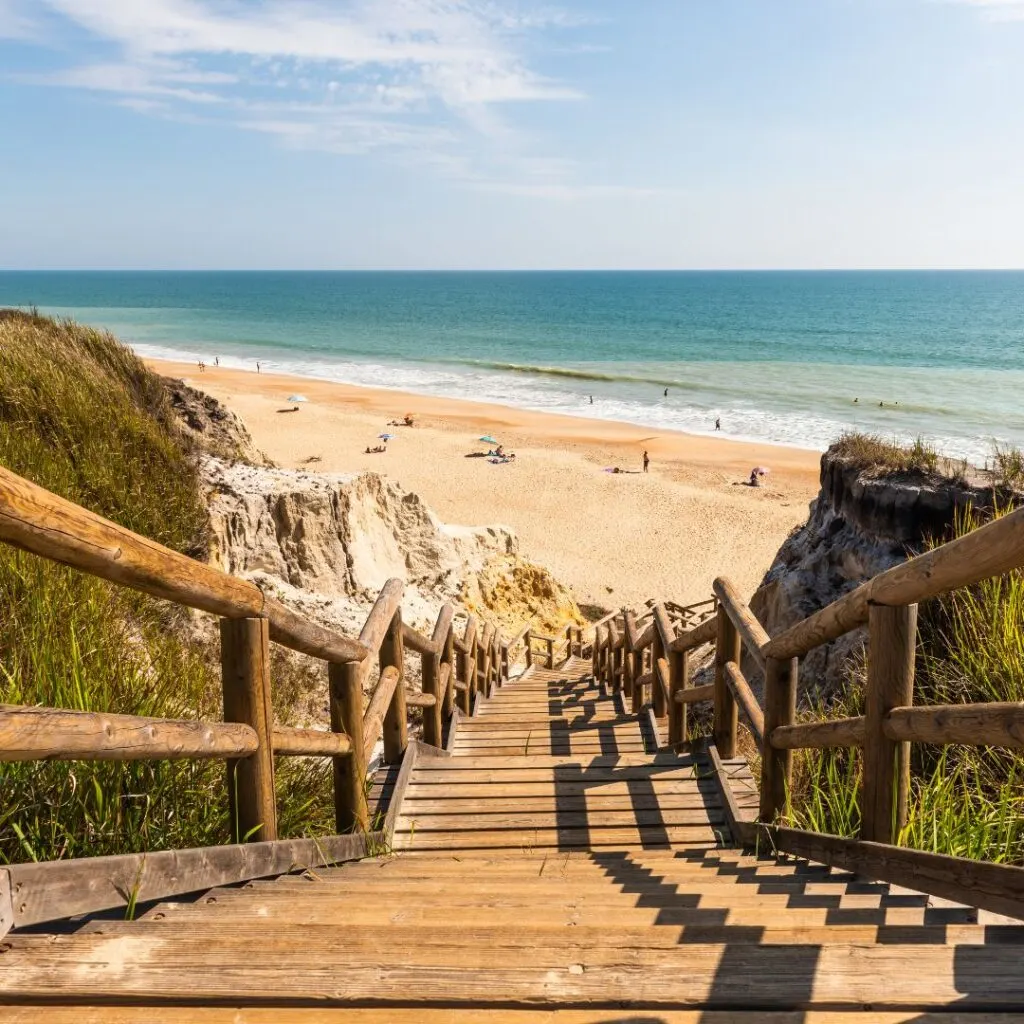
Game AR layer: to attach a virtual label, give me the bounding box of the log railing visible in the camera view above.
[0,465,525,856]
[589,504,1024,917]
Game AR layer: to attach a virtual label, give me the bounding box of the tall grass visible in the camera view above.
[0,311,332,863]
[792,502,1024,863]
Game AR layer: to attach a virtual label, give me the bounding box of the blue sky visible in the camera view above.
[1,0,1023,269]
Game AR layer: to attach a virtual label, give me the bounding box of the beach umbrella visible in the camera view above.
[379,433,395,440]
[753,466,770,475]
[287,394,309,403]
[479,435,499,444]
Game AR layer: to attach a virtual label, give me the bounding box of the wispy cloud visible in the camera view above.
[4,0,664,200]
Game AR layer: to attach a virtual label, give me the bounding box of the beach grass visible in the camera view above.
[791,501,1024,862]
[0,311,333,863]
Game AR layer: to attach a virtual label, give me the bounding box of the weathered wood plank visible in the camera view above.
[770,716,865,751]
[884,702,1024,747]
[713,578,769,670]
[1,833,372,929]
[765,826,1024,923]
[4,935,1022,1007]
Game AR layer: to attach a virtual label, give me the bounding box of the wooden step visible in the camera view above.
[3,934,1022,1008]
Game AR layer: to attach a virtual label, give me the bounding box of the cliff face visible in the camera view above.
[751,448,1002,698]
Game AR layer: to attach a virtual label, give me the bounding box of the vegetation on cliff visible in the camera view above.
[0,311,330,863]
[791,501,1024,863]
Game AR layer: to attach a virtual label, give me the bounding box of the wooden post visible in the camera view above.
[714,605,740,759]
[592,626,600,680]
[421,650,441,747]
[460,636,476,714]
[525,630,533,668]
[443,626,456,719]
[861,602,917,844]
[668,648,689,746]
[220,616,277,843]
[545,635,554,669]
[760,655,799,823]
[501,642,510,685]
[329,659,368,833]
[380,609,407,763]
[652,629,667,721]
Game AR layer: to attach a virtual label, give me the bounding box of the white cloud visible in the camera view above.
[11,0,660,200]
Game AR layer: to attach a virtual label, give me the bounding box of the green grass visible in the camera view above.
[832,431,940,475]
[791,502,1024,863]
[0,311,333,863]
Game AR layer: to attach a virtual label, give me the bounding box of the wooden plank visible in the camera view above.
[6,935,1024,1007]
[12,1009,1024,1024]
[703,740,758,847]
[1,833,372,929]
[401,781,719,798]
[861,603,917,844]
[2,1008,1019,1023]
[713,577,769,669]
[0,705,258,761]
[393,826,720,849]
[220,616,277,843]
[394,810,726,830]
[765,825,1024,923]
[383,739,421,837]
[397,795,723,813]
[770,716,865,750]
[72,918,1017,948]
[884,702,1024,747]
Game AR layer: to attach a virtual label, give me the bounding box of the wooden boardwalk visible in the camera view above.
[3,657,1024,1019]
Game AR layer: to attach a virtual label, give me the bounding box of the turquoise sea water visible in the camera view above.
[1,271,1022,461]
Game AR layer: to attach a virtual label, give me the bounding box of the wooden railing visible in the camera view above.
[0,466,523,866]
[591,508,1024,917]
[523,624,584,669]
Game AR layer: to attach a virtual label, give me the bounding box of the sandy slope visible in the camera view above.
[151,359,821,613]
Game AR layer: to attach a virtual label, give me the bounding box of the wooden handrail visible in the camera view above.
[713,577,769,670]
[272,726,353,757]
[724,661,764,749]
[0,706,259,761]
[361,665,402,760]
[669,613,718,653]
[770,716,865,750]
[0,465,369,665]
[763,504,1024,662]
[673,682,715,704]
[884,702,1024,746]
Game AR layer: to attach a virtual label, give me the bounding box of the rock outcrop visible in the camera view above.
[164,377,270,465]
[751,446,1006,700]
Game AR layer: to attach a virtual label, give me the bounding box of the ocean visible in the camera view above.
[1,270,1021,461]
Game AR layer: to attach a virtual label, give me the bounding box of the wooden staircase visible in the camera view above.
[3,657,1024,1019]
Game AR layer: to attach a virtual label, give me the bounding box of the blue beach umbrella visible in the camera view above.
[287,394,308,403]
[479,435,499,444]
[379,433,395,440]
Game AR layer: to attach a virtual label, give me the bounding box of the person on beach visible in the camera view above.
[663,388,668,397]
[256,361,261,374]
[214,357,219,367]
[589,395,593,404]
[642,450,650,473]
[715,417,721,431]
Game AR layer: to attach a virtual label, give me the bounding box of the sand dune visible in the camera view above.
[152,359,821,613]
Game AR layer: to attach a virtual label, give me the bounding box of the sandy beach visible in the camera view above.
[152,359,822,613]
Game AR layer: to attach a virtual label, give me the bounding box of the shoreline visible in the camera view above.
[149,357,822,610]
[149,358,822,473]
